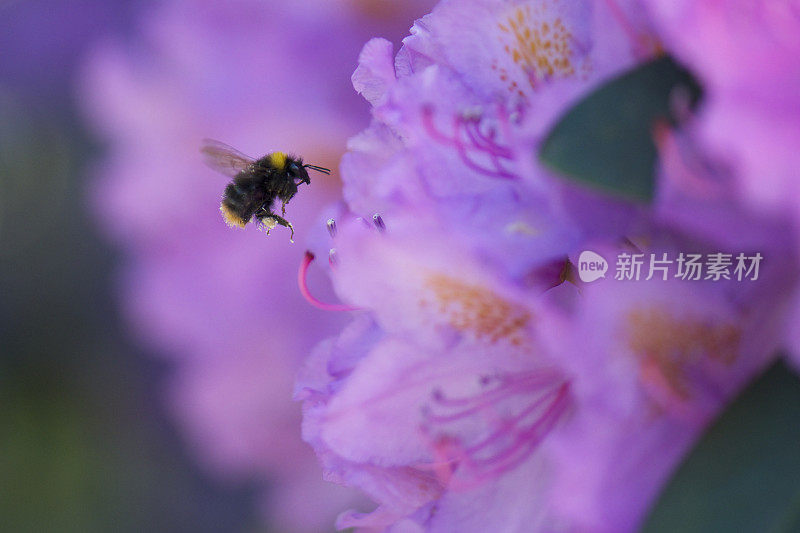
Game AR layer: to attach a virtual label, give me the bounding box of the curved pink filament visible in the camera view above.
[427,377,561,425]
[460,120,517,179]
[450,385,570,490]
[298,252,361,312]
[463,119,513,159]
[463,384,567,457]
[495,103,515,148]
[421,106,519,180]
[426,381,570,491]
[421,105,461,148]
[456,144,519,180]
[432,372,561,407]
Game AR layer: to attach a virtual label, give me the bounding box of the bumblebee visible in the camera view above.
[201,139,330,241]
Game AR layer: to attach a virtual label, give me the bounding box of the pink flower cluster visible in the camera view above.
[296,0,800,530]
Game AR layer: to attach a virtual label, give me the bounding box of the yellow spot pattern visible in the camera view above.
[220,204,247,228]
[495,5,582,96]
[424,274,531,346]
[626,308,741,400]
[268,151,288,170]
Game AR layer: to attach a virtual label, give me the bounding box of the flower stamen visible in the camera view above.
[326,218,337,237]
[421,105,519,180]
[420,371,570,490]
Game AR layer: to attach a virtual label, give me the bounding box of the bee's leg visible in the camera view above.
[254,207,277,236]
[260,213,294,242]
[272,214,294,242]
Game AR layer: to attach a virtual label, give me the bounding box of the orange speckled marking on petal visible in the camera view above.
[495,4,586,96]
[423,274,531,346]
[626,307,741,400]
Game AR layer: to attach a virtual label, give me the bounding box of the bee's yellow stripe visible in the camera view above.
[220,204,247,228]
[268,151,287,170]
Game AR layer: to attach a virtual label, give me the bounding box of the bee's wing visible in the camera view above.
[200,139,256,177]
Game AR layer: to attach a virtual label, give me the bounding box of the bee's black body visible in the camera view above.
[201,140,330,240]
[220,152,309,228]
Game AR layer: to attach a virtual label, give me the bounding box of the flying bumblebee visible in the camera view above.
[201,139,330,241]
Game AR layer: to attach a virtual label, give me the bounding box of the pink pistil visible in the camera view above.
[298,251,361,312]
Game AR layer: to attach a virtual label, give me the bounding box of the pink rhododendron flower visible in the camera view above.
[294,0,800,530]
[645,0,800,214]
[643,0,800,368]
[298,214,572,530]
[539,240,789,530]
[84,0,800,529]
[300,225,789,530]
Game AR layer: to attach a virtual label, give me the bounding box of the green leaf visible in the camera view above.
[642,360,800,533]
[539,56,702,202]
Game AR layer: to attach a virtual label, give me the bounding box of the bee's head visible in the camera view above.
[288,161,311,185]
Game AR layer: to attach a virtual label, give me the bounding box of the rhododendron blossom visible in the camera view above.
[642,0,800,370]
[83,0,800,530]
[294,0,800,531]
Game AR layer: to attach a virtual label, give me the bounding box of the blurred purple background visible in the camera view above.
[0,0,431,530]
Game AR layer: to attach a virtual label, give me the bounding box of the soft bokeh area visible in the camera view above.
[3,0,799,532]
[0,0,431,531]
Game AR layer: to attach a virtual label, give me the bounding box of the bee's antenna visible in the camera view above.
[304,164,331,175]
